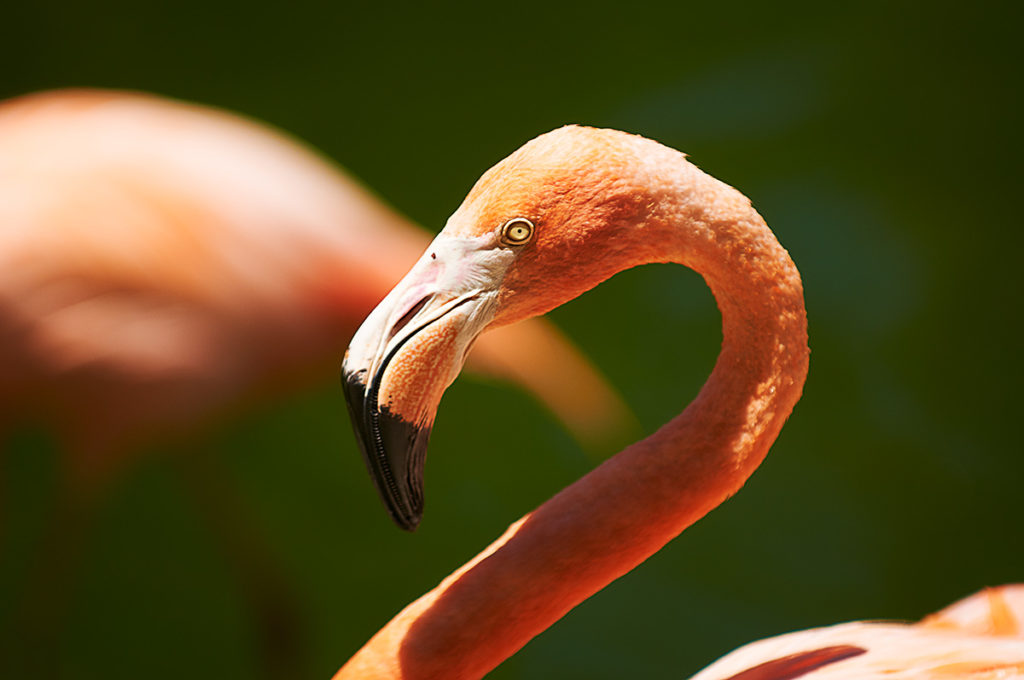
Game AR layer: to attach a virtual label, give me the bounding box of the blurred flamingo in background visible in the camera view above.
[337,126,1024,677]
[0,89,627,483]
[0,90,628,678]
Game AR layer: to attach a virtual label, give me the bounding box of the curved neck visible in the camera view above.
[335,168,809,680]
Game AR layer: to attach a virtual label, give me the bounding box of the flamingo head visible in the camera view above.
[342,126,670,530]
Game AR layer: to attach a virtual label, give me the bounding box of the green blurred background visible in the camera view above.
[2,0,1022,678]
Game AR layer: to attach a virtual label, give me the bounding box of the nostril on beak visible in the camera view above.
[386,295,430,344]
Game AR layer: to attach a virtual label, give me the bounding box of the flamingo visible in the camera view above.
[339,125,1024,678]
[0,90,628,678]
[0,89,627,483]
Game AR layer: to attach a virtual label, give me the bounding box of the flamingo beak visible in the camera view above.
[342,235,509,530]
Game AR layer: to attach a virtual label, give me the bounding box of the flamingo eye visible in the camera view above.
[500,218,534,246]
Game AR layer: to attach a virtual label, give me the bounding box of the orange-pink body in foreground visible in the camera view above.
[691,585,1024,680]
[0,90,624,483]
[335,126,1024,678]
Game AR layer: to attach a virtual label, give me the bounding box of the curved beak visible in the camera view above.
[342,235,506,530]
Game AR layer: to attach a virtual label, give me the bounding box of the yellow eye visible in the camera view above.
[500,218,534,246]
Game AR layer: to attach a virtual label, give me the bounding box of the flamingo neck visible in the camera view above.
[336,163,809,680]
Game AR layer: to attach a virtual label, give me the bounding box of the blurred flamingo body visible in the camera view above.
[0,89,626,482]
[338,126,1024,678]
[0,91,627,679]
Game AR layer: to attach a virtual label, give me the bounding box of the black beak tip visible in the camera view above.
[342,368,431,532]
[392,509,422,532]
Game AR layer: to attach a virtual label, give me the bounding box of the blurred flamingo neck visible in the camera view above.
[335,158,809,680]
